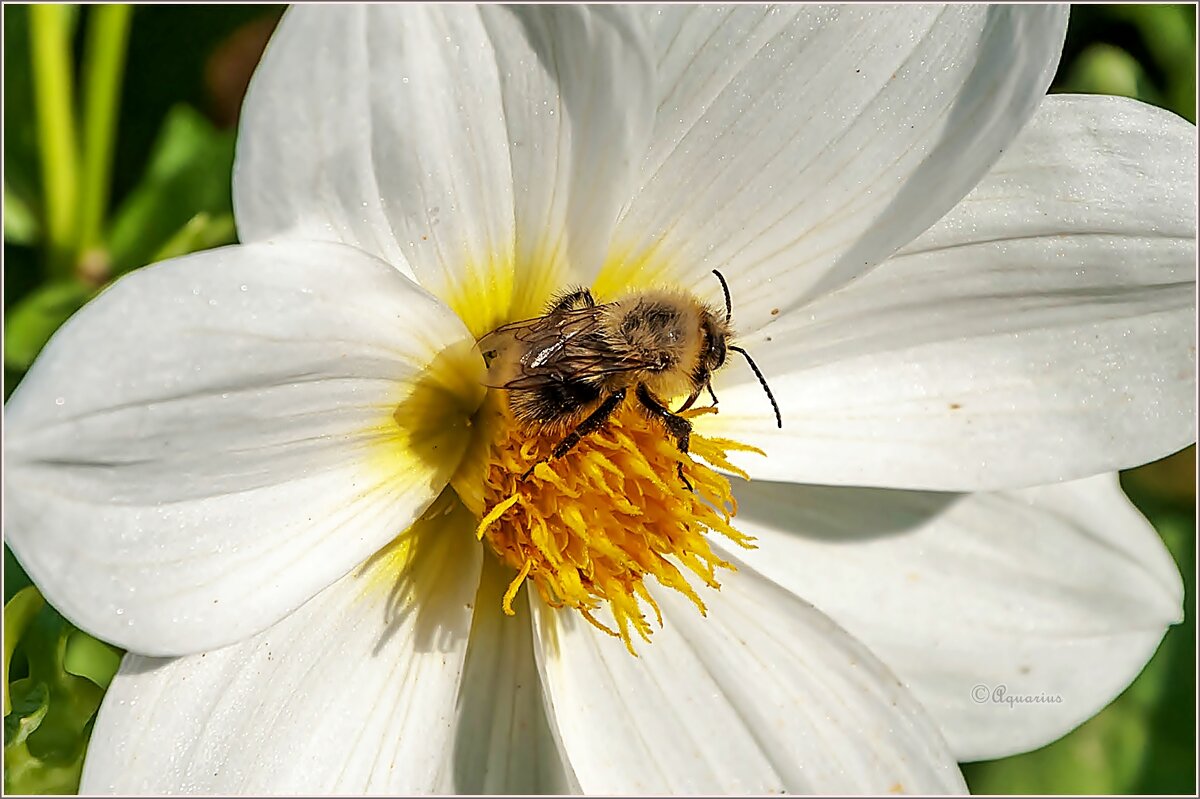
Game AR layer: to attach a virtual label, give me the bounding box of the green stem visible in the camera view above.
[29,4,80,279]
[78,4,133,254]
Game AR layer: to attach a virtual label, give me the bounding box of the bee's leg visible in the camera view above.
[676,377,718,414]
[675,388,700,414]
[634,384,694,490]
[547,288,596,313]
[551,388,626,459]
[676,464,693,492]
[521,388,627,480]
[635,384,692,452]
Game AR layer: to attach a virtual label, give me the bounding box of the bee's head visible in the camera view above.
[704,270,782,428]
[699,310,729,373]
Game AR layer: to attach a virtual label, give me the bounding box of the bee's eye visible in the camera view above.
[712,338,727,368]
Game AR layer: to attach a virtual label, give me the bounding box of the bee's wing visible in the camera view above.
[476,311,596,389]
[476,307,656,391]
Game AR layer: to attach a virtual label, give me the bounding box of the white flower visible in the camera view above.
[4,4,1195,794]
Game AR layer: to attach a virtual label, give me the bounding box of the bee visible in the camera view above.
[477,270,781,483]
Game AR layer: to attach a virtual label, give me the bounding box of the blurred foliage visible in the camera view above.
[4,587,122,794]
[1,3,1195,795]
[104,104,236,275]
[1054,4,1196,122]
[2,3,279,394]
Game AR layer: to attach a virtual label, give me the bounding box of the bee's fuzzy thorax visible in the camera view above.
[478,283,742,442]
[602,290,725,398]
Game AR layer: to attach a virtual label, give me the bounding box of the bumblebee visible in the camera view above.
[477,271,781,480]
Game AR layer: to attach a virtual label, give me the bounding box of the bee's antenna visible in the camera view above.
[729,345,782,428]
[712,270,732,324]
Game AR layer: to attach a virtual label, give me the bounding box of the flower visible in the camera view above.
[4,4,1195,794]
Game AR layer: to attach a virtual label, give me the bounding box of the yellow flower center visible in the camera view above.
[472,394,762,654]
[389,256,768,654]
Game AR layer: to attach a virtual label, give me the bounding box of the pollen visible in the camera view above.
[476,402,763,654]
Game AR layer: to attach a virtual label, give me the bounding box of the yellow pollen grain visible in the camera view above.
[477,403,763,655]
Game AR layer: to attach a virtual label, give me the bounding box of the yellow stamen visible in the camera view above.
[502,559,534,616]
[476,400,763,653]
[476,494,520,540]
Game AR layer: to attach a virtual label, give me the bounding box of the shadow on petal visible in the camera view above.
[356,490,480,656]
[450,557,578,794]
[816,6,1065,304]
[736,480,963,542]
[381,339,486,486]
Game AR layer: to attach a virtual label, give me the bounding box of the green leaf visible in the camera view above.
[30,3,83,279]
[4,546,33,603]
[3,180,40,245]
[1056,5,1196,123]
[963,678,1153,793]
[63,632,122,691]
[1123,502,1196,793]
[152,211,236,263]
[3,240,41,315]
[4,681,49,747]
[3,601,106,795]
[2,280,92,372]
[105,103,236,273]
[1060,43,1162,106]
[1106,5,1195,75]
[1122,446,1196,508]
[77,4,135,253]
[110,6,281,204]
[4,587,44,715]
[3,5,41,245]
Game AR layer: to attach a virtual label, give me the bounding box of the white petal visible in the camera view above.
[531,561,966,794]
[453,557,578,794]
[732,474,1184,761]
[80,508,483,794]
[599,4,1067,321]
[235,5,655,334]
[707,94,1197,490]
[4,241,480,656]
